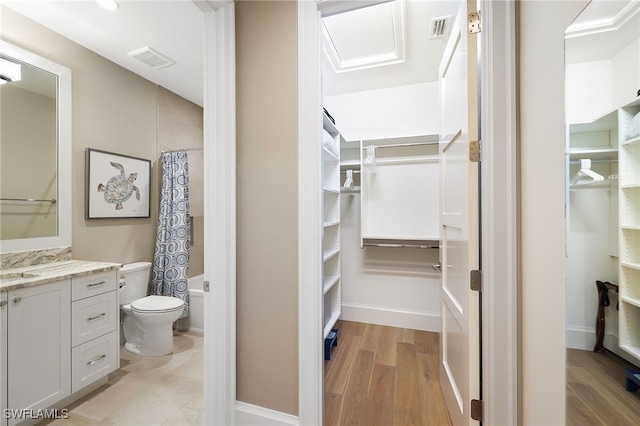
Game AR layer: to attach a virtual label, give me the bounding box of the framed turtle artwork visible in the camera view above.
[86,148,151,219]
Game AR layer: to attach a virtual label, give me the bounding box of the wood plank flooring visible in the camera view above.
[324,320,451,426]
[566,348,640,425]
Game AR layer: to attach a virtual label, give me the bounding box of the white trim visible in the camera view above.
[297,2,324,425]
[236,402,300,426]
[479,1,519,425]
[0,40,71,254]
[202,3,236,426]
[566,325,596,351]
[340,303,440,332]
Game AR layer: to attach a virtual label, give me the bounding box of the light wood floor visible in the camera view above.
[324,320,452,426]
[567,348,640,425]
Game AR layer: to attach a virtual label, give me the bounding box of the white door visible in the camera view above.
[438,1,481,424]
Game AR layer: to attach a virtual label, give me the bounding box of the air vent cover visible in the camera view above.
[430,16,451,39]
[127,47,174,69]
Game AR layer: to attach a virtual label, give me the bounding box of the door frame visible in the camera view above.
[201,2,237,425]
[297,1,519,425]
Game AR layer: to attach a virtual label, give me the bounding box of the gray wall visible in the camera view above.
[1,6,202,270]
[236,0,299,415]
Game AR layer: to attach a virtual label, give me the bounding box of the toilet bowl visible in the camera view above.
[119,262,185,357]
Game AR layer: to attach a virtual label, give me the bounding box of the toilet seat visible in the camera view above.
[130,295,184,314]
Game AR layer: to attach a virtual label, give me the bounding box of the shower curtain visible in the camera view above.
[151,151,190,319]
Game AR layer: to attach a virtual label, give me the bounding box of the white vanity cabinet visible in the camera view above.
[70,271,119,392]
[0,265,119,425]
[7,280,71,426]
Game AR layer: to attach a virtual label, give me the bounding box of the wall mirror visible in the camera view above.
[0,40,71,254]
[564,0,640,372]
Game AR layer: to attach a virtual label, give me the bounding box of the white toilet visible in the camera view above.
[119,262,185,356]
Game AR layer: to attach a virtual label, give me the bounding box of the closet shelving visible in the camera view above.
[359,135,440,247]
[322,112,342,339]
[618,98,640,362]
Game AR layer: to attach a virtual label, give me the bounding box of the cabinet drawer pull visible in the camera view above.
[87,281,106,288]
[12,297,21,303]
[0,300,6,307]
[87,354,107,366]
[87,313,107,321]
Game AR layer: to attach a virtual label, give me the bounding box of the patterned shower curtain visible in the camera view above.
[151,151,190,319]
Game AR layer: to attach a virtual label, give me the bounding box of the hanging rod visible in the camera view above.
[569,158,617,164]
[161,147,204,154]
[362,238,439,249]
[340,170,361,174]
[362,141,439,150]
[0,197,57,204]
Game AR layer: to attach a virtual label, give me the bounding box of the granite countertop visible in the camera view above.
[0,260,121,292]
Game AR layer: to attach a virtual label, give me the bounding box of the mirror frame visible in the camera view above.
[0,40,71,254]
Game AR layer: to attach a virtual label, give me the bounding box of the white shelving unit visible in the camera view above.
[360,135,440,247]
[618,98,640,363]
[322,112,342,340]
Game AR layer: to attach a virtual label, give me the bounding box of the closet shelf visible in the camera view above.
[621,261,640,271]
[621,183,640,189]
[323,247,340,262]
[323,275,340,295]
[567,148,618,160]
[323,146,339,160]
[323,187,340,194]
[621,297,640,309]
[340,160,361,168]
[621,136,640,146]
[621,225,640,231]
[323,311,341,339]
[620,344,640,360]
[324,220,340,228]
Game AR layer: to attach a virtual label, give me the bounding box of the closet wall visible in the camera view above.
[324,81,441,332]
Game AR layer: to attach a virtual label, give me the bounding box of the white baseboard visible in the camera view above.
[340,303,440,332]
[566,325,596,351]
[235,401,299,426]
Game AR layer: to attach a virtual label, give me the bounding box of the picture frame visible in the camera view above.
[86,148,151,219]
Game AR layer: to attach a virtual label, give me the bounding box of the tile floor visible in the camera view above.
[43,332,204,426]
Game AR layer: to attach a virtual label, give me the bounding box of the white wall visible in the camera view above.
[325,82,441,331]
[324,82,440,141]
[566,38,640,125]
[566,160,618,350]
[566,60,613,124]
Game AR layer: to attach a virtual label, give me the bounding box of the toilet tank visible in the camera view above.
[119,262,152,305]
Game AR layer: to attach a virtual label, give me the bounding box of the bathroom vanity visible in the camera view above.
[0,257,120,426]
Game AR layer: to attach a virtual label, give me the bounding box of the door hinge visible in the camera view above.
[468,11,482,34]
[469,140,481,163]
[203,280,210,292]
[470,270,482,292]
[471,399,483,422]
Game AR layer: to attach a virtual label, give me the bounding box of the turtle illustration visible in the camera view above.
[97,162,140,210]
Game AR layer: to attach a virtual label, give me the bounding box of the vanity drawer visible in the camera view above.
[72,271,117,301]
[71,330,118,393]
[72,291,117,347]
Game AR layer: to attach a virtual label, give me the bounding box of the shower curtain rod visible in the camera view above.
[161,147,204,154]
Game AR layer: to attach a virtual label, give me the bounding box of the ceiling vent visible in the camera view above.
[127,47,175,69]
[429,16,451,39]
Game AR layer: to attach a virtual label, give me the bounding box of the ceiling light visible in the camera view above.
[97,0,119,10]
[0,58,21,84]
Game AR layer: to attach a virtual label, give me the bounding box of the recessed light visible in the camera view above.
[97,0,119,10]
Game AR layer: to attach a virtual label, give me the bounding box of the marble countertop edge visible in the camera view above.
[0,260,122,292]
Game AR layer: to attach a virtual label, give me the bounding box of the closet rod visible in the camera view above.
[569,158,617,164]
[161,147,204,154]
[340,170,361,174]
[363,141,439,150]
[363,242,439,249]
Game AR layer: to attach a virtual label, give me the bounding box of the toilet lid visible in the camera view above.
[131,295,184,313]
